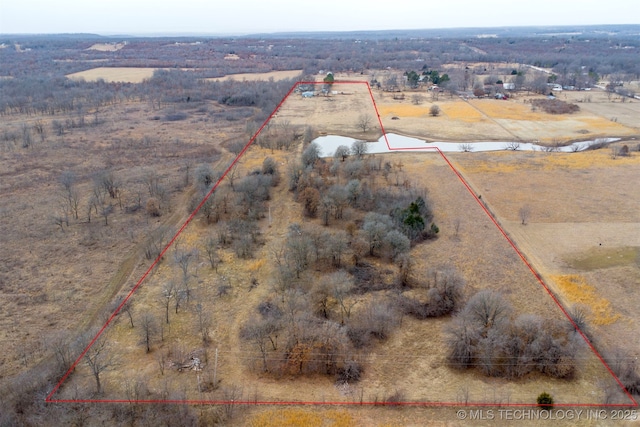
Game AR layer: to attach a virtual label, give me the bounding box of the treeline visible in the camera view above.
[0,69,299,123]
[2,32,639,116]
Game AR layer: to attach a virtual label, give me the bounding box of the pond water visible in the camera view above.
[313,133,619,158]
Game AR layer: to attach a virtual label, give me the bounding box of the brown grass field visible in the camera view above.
[67,68,304,84]
[66,67,160,83]
[2,73,639,425]
[207,70,304,82]
[449,148,640,363]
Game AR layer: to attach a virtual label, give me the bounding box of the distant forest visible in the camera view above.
[1,25,639,116]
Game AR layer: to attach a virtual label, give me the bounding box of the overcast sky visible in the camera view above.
[1,0,638,35]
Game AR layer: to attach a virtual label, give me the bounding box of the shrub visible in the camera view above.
[163,111,188,121]
[336,360,362,384]
[146,197,161,217]
[530,99,579,114]
[537,392,554,410]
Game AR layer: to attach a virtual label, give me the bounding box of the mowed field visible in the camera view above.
[376,92,639,143]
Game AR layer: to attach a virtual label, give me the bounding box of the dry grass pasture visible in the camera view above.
[54,144,616,407]
[289,73,640,144]
[449,148,640,362]
[0,99,244,388]
[66,67,160,83]
[377,93,638,143]
[2,72,639,425]
[207,70,303,82]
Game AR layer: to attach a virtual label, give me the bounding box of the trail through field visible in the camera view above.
[464,100,521,141]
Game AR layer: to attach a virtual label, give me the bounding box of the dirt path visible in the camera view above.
[464,99,522,141]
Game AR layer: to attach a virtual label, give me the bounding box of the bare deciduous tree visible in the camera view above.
[333,145,350,162]
[161,281,176,324]
[328,270,357,324]
[204,236,219,271]
[84,336,116,394]
[356,113,373,132]
[351,140,368,159]
[139,312,157,353]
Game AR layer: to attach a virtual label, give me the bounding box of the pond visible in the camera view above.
[313,133,619,158]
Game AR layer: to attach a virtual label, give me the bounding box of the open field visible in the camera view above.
[449,148,640,362]
[377,93,638,143]
[66,67,160,83]
[67,68,304,84]
[86,42,126,52]
[279,76,639,144]
[207,69,303,82]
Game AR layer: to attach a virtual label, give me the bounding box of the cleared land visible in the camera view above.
[86,43,126,52]
[377,93,638,143]
[277,78,639,144]
[66,67,159,83]
[67,68,304,84]
[207,70,303,82]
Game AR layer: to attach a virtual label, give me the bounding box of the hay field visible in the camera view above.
[276,83,382,138]
[66,67,158,83]
[207,69,303,82]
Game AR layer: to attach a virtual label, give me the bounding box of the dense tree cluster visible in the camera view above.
[447,290,582,379]
[236,136,450,384]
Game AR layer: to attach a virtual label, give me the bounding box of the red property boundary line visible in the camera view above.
[46,81,638,408]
